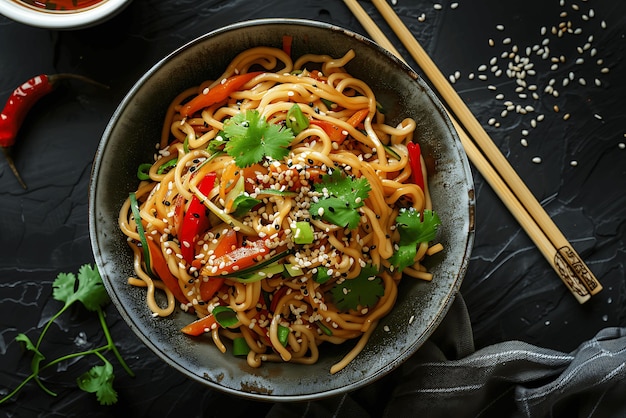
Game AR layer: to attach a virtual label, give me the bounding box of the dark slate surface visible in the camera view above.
[1,1,624,416]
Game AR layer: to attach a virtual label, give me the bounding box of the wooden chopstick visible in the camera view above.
[343,0,601,303]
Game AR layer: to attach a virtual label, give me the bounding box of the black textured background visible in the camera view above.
[1,1,624,416]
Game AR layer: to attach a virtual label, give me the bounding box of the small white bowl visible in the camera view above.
[0,0,131,30]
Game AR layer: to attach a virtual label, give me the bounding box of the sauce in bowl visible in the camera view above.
[17,0,105,12]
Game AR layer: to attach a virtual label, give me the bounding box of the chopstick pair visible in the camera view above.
[343,0,602,303]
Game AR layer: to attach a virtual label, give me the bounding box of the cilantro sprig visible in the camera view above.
[310,169,371,229]
[330,264,384,311]
[0,264,133,406]
[223,110,295,167]
[389,208,441,272]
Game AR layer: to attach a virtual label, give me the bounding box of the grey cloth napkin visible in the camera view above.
[268,295,626,417]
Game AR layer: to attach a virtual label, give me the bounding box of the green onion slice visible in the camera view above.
[129,192,152,276]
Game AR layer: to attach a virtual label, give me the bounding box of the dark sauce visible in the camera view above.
[18,0,105,12]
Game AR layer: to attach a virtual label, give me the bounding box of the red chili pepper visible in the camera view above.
[180,72,262,118]
[180,172,217,264]
[0,73,108,189]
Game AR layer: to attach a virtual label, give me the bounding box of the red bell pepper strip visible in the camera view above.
[407,142,425,190]
[0,73,107,189]
[282,35,293,57]
[203,238,270,276]
[181,313,218,336]
[198,229,238,301]
[309,108,368,144]
[269,285,289,313]
[180,72,262,118]
[346,108,369,130]
[180,172,217,264]
[146,238,190,306]
[309,119,343,142]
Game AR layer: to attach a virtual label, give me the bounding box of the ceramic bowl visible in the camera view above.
[0,0,131,30]
[89,18,475,401]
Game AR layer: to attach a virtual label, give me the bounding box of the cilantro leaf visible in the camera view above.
[389,208,442,272]
[77,360,118,406]
[223,110,294,167]
[52,264,109,312]
[206,133,227,154]
[310,170,371,229]
[231,194,261,217]
[15,333,45,381]
[330,264,384,311]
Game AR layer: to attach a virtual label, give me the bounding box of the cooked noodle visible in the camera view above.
[118,45,442,373]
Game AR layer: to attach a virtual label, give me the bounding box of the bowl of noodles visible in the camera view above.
[89,18,475,400]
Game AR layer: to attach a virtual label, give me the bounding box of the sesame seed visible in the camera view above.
[570,160,578,167]
[433,3,442,10]
[496,24,505,31]
[532,157,542,164]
